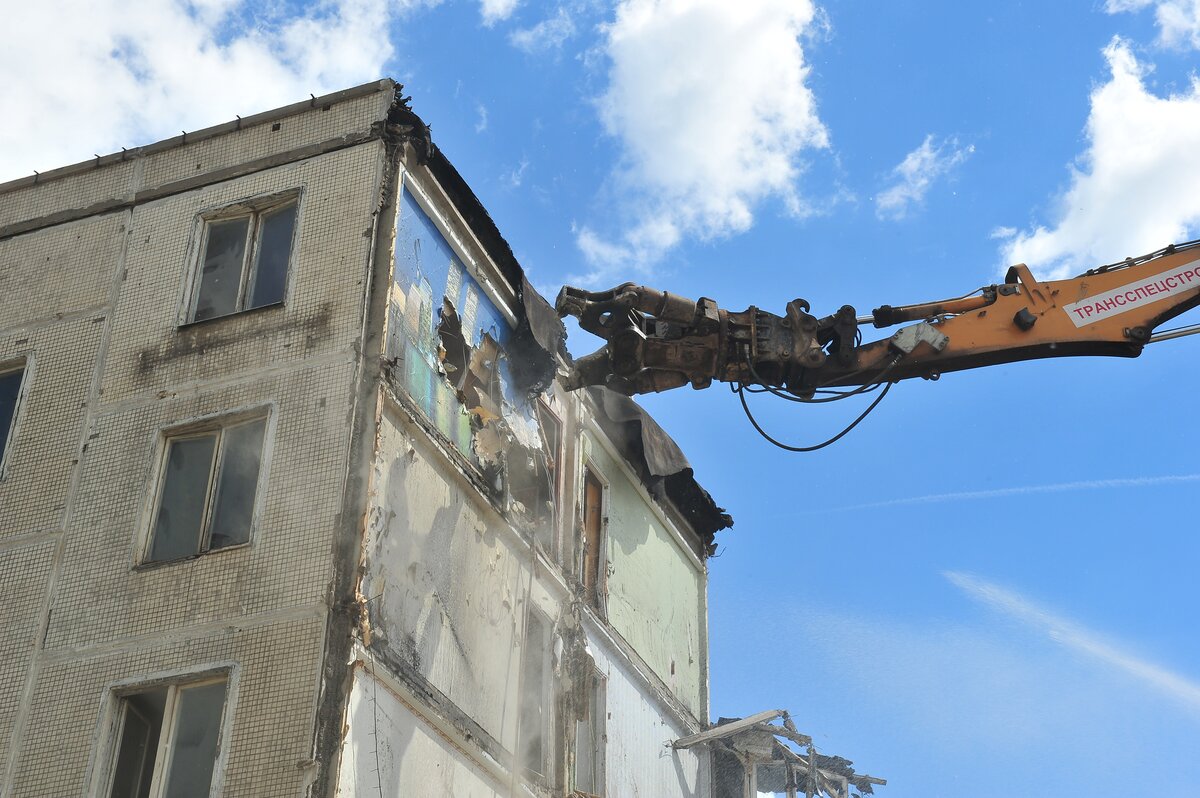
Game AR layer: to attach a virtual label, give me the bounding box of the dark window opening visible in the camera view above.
[535,402,562,510]
[191,197,298,322]
[435,298,470,391]
[572,672,605,796]
[581,468,605,610]
[519,613,549,777]
[507,402,562,549]
[0,367,24,467]
[147,417,266,564]
[109,678,228,798]
[713,745,747,798]
[756,761,790,797]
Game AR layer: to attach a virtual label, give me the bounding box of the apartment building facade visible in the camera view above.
[0,79,732,797]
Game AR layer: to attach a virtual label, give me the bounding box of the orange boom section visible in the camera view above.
[556,241,1200,398]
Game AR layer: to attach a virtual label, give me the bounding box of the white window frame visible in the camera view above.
[181,189,302,325]
[0,356,31,481]
[89,663,239,798]
[139,407,273,567]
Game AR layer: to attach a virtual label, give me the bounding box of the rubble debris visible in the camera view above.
[675,710,885,798]
[431,299,555,528]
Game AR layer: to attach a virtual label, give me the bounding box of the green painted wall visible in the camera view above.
[581,431,706,718]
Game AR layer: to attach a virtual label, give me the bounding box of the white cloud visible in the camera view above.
[480,0,519,26]
[822,473,1200,513]
[1106,0,1200,49]
[510,7,576,53]
[475,103,489,133]
[505,157,531,187]
[875,134,973,220]
[576,0,829,281]
[946,571,1200,712]
[0,0,404,183]
[999,38,1200,278]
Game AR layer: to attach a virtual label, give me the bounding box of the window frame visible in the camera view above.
[0,357,30,481]
[518,608,555,782]
[571,669,607,797]
[138,408,273,568]
[578,461,609,615]
[181,189,302,325]
[533,397,564,558]
[91,665,238,798]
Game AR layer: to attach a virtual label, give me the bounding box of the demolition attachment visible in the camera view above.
[555,282,862,398]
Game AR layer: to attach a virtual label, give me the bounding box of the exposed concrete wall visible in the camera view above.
[362,404,527,752]
[354,154,713,798]
[337,664,507,798]
[588,628,708,798]
[580,428,707,719]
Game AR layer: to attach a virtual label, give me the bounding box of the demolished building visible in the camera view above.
[0,79,881,797]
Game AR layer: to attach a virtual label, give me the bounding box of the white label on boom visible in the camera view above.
[1062,258,1200,328]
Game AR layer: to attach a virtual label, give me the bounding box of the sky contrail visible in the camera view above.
[946,571,1200,712]
[820,473,1200,513]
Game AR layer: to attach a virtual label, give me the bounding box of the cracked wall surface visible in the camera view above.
[342,158,725,796]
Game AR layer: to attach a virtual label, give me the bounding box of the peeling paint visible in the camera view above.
[344,117,735,798]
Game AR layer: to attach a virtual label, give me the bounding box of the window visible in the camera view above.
[189,194,298,322]
[519,612,552,778]
[0,364,24,470]
[145,416,267,564]
[572,672,606,797]
[579,467,606,611]
[108,677,229,798]
[512,399,562,555]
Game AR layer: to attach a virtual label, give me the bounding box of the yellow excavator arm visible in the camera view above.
[556,241,1200,399]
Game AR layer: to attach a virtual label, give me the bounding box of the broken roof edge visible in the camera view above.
[412,115,731,546]
[387,91,732,543]
[0,79,397,195]
[586,386,733,551]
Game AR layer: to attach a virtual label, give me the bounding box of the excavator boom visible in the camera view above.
[556,241,1200,398]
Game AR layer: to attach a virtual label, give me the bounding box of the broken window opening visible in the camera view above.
[435,299,470,392]
[146,416,267,564]
[713,745,748,798]
[107,676,229,798]
[579,467,606,613]
[755,760,795,798]
[570,669,605,797]
[434,303,558,537]
[189,193,298,323]
[531,399,563,552]
[519,611,552,779]
[0,364,26,472]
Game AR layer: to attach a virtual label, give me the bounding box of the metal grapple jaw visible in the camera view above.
[554,283,723,394]
[554,283,861,397]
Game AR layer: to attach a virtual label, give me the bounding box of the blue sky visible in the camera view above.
[5,1,1200,795]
